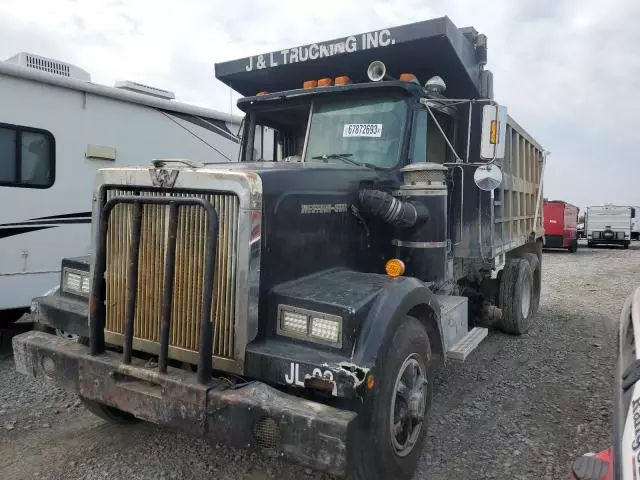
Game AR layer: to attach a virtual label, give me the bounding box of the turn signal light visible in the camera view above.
[490,120,498,144]
[385,259,405,278]
[303,80,318,89]
[334,75,351,85]
[317,77,334,87]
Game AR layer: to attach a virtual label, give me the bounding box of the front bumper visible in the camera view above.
[13,331,356,475]
[31,293,89,337]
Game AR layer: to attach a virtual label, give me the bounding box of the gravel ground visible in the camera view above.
[0,241,635,480]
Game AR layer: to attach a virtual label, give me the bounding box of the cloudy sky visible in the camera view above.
[1,0,638,210]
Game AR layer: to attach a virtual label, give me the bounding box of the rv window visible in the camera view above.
[0,124,54,188]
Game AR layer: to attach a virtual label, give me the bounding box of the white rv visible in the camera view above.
[586,204,634,248]
[0,52,241,319]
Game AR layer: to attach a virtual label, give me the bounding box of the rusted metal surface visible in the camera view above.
[13,331,356,475]
[208,383,355,475]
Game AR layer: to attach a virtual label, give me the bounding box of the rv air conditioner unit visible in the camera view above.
[5,52,91,81]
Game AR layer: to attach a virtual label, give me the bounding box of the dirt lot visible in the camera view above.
[0,242,635,480]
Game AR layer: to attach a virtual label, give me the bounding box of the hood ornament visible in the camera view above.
[150,168,179,188]
[149,159,203,188]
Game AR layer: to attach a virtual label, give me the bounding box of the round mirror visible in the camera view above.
[473,164,503,191]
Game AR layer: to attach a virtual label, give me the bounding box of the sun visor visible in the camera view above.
[215,16,489,99]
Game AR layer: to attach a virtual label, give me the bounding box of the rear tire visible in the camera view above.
[80,398,140,424]
[568,240,578,253]
[498,259,533,335]
[523,253,541,318]
[350,316,433,480]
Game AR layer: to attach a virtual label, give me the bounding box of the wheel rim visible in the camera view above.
[389,354,427,457]
[55,329,79,342]
[521,274,532,318]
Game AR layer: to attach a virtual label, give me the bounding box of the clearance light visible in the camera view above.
[385,259,405,278]
[256,91,268,96]
[399,73,418,83]
[367,374,375,390]
[317,77,334,87]
[334,75,351,85]
[303,80,318,89]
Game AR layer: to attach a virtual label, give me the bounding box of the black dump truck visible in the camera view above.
[13,16,547,479]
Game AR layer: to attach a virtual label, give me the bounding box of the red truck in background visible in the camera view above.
[544,200,579,253]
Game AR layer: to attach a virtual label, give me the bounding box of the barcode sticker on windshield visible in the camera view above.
[343,124,383,137]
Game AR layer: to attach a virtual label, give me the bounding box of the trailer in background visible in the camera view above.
[586,204,634,248]
[543,200,579,253]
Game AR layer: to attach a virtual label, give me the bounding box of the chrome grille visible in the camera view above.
[104,188,239,360]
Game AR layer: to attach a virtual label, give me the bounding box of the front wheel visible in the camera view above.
[350,316,433,480]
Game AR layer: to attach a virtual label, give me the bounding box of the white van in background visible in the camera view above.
[631,206,640,240]
[586,204,634,248]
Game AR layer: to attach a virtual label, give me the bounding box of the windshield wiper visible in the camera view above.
[311,153,382,170]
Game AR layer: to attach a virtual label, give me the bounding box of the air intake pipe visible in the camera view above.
[358,189,428,228]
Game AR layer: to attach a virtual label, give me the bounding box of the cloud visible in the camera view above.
[0,0,638,208]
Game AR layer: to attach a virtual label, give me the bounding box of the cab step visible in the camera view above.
[446,327,488,362]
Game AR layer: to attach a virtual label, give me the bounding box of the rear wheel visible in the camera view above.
[350,316,433,480]
[498,259,533,335]
[568,240,578,253]
[80,398,140,424]
[523,253,541,317]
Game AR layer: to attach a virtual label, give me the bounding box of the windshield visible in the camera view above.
[304,96,407,168]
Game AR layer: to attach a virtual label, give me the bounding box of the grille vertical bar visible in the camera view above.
[105,189,239,360]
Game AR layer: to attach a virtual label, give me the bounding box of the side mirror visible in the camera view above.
[480,104,507,160]
[474,164,503,191]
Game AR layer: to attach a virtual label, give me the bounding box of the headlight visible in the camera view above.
[62,267,90,297]
[281,310,308,335]
[310,317,341,343]
[277,305,342,347]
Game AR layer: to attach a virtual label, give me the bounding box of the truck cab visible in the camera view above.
[14,16,547,480]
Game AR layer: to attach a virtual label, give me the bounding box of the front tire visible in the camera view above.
[498,259,533,335]
[81,398,140,424]
[350,316,433,480]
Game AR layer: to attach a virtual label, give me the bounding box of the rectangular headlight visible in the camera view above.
[62,267,90,297]
[277,305,342,347]
[280,310,309,335]
[310,317,341,344]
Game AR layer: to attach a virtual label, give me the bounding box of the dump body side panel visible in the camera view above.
[453,116,544,262]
